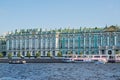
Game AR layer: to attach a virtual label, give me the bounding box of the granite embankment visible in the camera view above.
[0,58,64,63]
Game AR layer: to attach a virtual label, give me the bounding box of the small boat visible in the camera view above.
[107,59,115,63]
[74,59,94,63]
[74,59,84,62]
[94,60,106,64]
[9,60,26,64]
[62,58,74,63]
[63,58,94,63]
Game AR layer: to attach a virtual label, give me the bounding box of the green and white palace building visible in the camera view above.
[1,25,120,57]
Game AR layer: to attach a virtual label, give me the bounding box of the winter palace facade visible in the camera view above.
[1,26,120,57]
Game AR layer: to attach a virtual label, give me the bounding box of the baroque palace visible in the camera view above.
[0,25,120,57]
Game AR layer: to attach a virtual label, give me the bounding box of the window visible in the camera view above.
[43,51,45,56]
[14,52,16,56]
[53,51,55,56]
[22,52,25,56]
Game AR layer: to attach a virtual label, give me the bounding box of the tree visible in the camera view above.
[26,51,31,59]
[57,51,62,57]
[47,51,51,57]
[17,52,21,58]
[95,27,97,29]
[116,50,120,56]
[0,53,3,58]
[35,51,41,58]
[68,51,72,57]
[80,52,83,56]
[8,53,12,59]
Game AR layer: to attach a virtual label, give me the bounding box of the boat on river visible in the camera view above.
[62,58,93,63]
[62,55,108,63]
[73,58,94,63]
[62,58,74,63]
[9,60,26,64]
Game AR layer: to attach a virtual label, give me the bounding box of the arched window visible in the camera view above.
[53,51,55,56]
[43,51,45,56]
[32,51,35,56]
[76,52,78,54]
[108,50,112,55]
[66,51,67,54]
[102,50,105,54]
[22,51,25,56]
[14,52,16,56]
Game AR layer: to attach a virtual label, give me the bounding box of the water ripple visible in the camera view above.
[0,63,120,80]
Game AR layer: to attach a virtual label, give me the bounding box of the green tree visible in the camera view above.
[80,52,83,56]
[26,51,31,59]
[0,53,3,58]
[57,51,62,57]
[17,52,21,58]
[35,51,41,58]
[8,53,12,59]
[47,51,51,57]
[116,50,120,56]
[68,51,72,57]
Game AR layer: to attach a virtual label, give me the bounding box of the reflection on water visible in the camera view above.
[0,63,120,80]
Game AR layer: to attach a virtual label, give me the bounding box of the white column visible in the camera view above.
[99,50,100,55]
[115,36,116,46]
[17,39,18,49]
[30,51,32,56]
[84,36,85,48]
[101,36,102,46]
[55,37,59,49]
[13,39,15,49]
[68,38,70,49]
[73,38,75,49]
[107,36,109,46]
[15,39,17,50]
[25,51,27,56]
[84,34,86,54]
[35,38,38,50]
[112,50,115,55]
[14,39,16,49]
[38,38,41,49]
[106,50,108,55]
[26,39,29,49]
[55,33,59,49]
[18,39,20,49]
[45,39,47,49]
[9,40,11,50]
[12,39,14,50]
[16,39,18,49]
[7,40,9,50]
[22,39,25,49]
[32,38,34,49]
[89,35,91,54]
[20,39,22,50]
[50,39,52,49]
[45,51,47,56]
[41,38,43,49]
[29,38,32,49]
[89,36,91,48]
[25,39,27,50]
[55,50,58,56]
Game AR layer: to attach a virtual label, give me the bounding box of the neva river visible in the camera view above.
[0,63,120,80]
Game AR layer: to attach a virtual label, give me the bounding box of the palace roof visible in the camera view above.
[6,25,120,36]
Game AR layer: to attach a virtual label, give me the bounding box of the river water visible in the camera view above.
[0,63,120,80]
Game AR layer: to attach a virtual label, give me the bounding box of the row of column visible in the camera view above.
[7,37,59,50]
[61,35,117,49]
